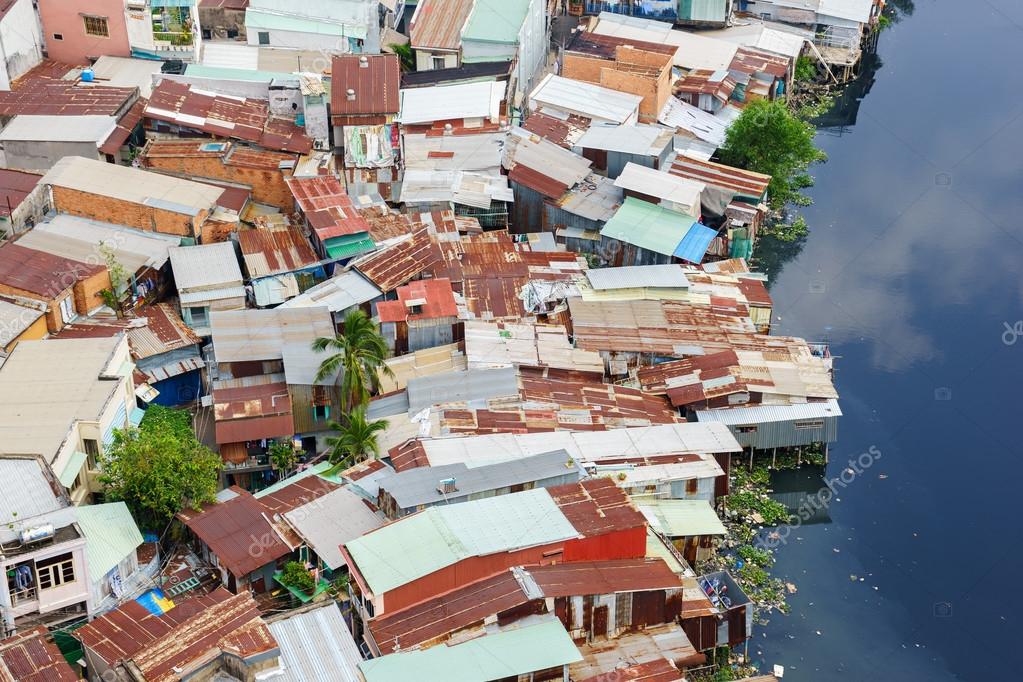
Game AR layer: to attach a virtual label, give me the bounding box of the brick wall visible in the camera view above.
[144,155,295,210]
[562,54,606,85]
[51,186,203,238]
[600,69,660,123]
[73,269,114,316]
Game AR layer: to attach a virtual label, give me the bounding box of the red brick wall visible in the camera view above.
[51,186,203,238]
[144,155,295,210]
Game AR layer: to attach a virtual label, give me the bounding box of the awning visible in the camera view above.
[129,407,146,427]
[135,383,160,403]
[58,450,90,488]
[673,223,718,264]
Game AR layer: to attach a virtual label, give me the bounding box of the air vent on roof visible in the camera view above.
[359,56,369,68]
[437,478,457,495]
[346,88,356,101]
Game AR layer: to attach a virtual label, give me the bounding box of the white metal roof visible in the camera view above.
[575,124,673,156]
[398,80,506,124]
[0,115,116,143]
[402,132,505,172]
[267,603,364,682]
[278,270,381,313]
[528,74,643,125]
[614,163,705,212]
[585,264,691,291]
[658,97,731,147]
[0,299,45,348]
[283,486,384,570]
[24,215,180,272]
[593,12,738,70]
[504,125,593,187]
[818,0,873,23]
[42,156,224,215]
[201,42,260,71]
[0,457,65,526]
[702,22,811,60]
[168,242,243,291]
[695,399,843,425]
[90,56,164,98]
[416,422,742,469]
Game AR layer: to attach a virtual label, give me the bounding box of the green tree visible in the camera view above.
[718,98,827,211]
[312,309,393,410]
[324,406,388,474]
[279,560,316,594]
[100,405,221,531]
[389,43,414,72]
[268,439,299,478]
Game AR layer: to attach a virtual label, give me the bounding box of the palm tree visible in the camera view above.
[312,309,393,410]
[325,406,389,474]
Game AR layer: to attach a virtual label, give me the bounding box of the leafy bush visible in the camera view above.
[279,561,316,594]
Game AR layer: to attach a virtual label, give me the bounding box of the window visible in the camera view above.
[83,16,109,38]
[737,425,758,433]
[187,306,208,327]
[53,33,63,41]
[313,404,329,420]
[59,295,76,325]
[83,438,100,471]
[36,553,75,590]
[432,56,446,70]
[257,31,270,45]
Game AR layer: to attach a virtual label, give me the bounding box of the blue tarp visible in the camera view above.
[673,223,718,263]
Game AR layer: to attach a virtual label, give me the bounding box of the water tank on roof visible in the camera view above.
[81,68,94,82]
[20,524,55,545]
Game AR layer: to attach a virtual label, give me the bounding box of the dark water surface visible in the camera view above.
[753,1,1023,679]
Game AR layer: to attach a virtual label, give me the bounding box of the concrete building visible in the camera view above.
[0,0,43,90]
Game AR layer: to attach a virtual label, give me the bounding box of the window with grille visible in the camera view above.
[83,16,109,37]
[36,553,75,590]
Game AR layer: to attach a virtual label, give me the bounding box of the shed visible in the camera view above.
[695,400,842,450]
[614,162,704,216]
[600,197,712,266]
[168,242,245,333]
[529,74,643,125]
[573,124,674,179]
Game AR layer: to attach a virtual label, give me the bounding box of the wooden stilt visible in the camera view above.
[797,447,802,466]
[748,447,753,471]
[824,442,829,464]
[772,448,777,469]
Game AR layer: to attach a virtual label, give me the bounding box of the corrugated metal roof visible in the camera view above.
[27,214,180,273]
[169,241,243,291]
[529,74,643,124]
[0,626,78,682]
[410,0,474,51]
[575,123,674,156]
[600,197,697,257]
[377,449,583,509]
[0,167,42,217]
[673,222,719,264]
[406,366,520,413]
[245,8,368,39]
[359,616,582,682]
[278,270,381,312]
[460,0,531,45]
[0,242,104,297]
[43,156,224,214]
[267,603,363,682]
[702,22,810,60]
[239,227,318,278]
[695,399,842,425]
[528,557,684,597]
[377,278,458,323]
[503,125,592,198]
[0,456,64,525]
[614,162,705,213]
[0,114,115,143]
[283,487,384,570]
[639,499,726,537]
[586,264,691,291]
[345,487,579,595]
[75,502,144,586]
[819,0,873,23]
[464,320,604,374]
[554,173,622,222]
[593,12,738,70]
[330,54,400,116]
[398,80,505,124]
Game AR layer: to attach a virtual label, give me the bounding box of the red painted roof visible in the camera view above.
[146,80,311,153]
[0,242,104,297]
[286,175,371,240]
[376,277,458,323]
[330,54,400,116]
[0,626,77,682]
[0,168,42,217]
[177,492,292,577]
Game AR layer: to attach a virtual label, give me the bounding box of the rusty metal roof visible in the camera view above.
[0,626,77,682]
[377,277,459,323]
[353,227,441,292]
[520,111,591,149]
[0,242,103,297]
[666,154,770,200]
[549,478,647,537]
[0,67,136,118]
[258,474,340,516]
[213,381,294,444]
[0,168,42,217]
[576,656,683,682]
[410,0,475,51]
[177,491,292,577]
[286,175,370,240]
[674,69,737,101]
[99,97,147,155]
[146,79,311,153]
[330,54,400,116]
[239,226,318,278]
[731,46,790,78]
[369,570,530,653]
[567,31,679,59]
[75,587,277,679]
[528,557,683,597]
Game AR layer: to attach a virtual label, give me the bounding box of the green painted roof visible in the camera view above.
[600,197,696,257]
[359,616,582,681]
[58,450,88,488]
[186,65,295,83]
[75,502,144,583]
[461,0,530,45]
[325,234,376,260]
[245,9,368,41]
[345,488,578,595]
[638,499,726,537]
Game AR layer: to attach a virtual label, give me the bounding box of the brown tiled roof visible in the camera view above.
[410,0,475,51]
[146,80,311,153]
[0,242,104,297]
[0,626,77,682]
[330,54,400,116]
[177,490,292,577]
[75,588,277,681]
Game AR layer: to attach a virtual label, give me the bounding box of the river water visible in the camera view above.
[752,1,1023,679]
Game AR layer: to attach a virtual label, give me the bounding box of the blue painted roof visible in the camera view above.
[673,223,718,263]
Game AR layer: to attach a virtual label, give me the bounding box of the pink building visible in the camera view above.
[37,0,131,64]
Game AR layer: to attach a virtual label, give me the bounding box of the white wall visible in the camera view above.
[515,0,547,102]
[0,0,44,90]
[124,1,156,52]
